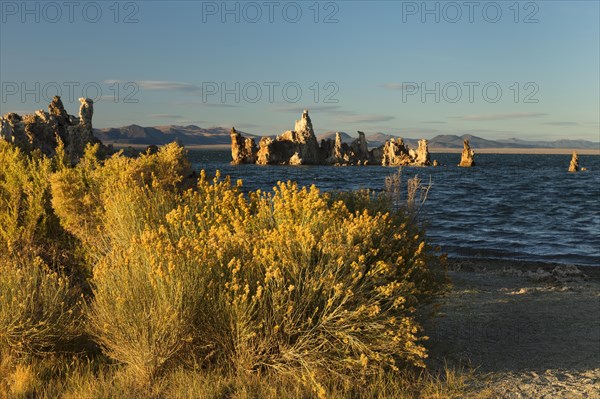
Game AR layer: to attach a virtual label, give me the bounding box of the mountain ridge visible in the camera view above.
[93,125,599,149]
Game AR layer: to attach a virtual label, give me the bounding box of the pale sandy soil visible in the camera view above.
[423,259,600,398]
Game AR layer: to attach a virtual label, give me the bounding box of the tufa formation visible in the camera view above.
[458,139,475,167]
[0,96,103,163]
[568,152,579,172]
[230,110,432,167]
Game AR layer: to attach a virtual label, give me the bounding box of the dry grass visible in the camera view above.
[7,364,37,397]
[1,358,492,399]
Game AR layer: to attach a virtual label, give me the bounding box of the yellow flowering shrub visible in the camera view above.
[211,181,442,379]
[83,158,445,388]
[1,139,445,394]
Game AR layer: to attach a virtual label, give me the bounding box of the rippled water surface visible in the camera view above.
[189,151,600,266]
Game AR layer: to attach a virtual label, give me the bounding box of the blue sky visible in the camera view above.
[1,0,599,141]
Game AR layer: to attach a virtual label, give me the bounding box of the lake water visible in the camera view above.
[189,150,600,266]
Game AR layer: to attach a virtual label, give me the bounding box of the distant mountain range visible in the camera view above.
[94,125,260,146]
[316,131,355,144]
[363,133,600,150]
[94,125,599,150]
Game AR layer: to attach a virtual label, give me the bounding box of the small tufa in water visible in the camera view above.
[568,152,579,172]
[458,139,475,167]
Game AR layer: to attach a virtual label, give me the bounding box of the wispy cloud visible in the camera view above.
[137,80,201,93]
[370,127,445,136]
[272,105,376,128]
[170,100,239,108]
[273,107,396,124]
[335,114,395,124]
[459,112,547,121]
[203,103,241,108]
[148,114,183,119]
[104,79,202,94]
[272,105,343,113]
[96,95,124,103]
[379,83,419,91]
[177,120,207,125]
[542,121,579,126]
[234,123,261,129]
[423,121,446,124]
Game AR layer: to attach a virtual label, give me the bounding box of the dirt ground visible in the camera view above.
[423,259,600,398]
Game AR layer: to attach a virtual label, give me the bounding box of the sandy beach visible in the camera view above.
[424,259,600,398]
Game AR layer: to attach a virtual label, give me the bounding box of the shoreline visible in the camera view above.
[430,147,600,155]
[445,256,600,279]
[104,143,600,155]
[425,257,600,397]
